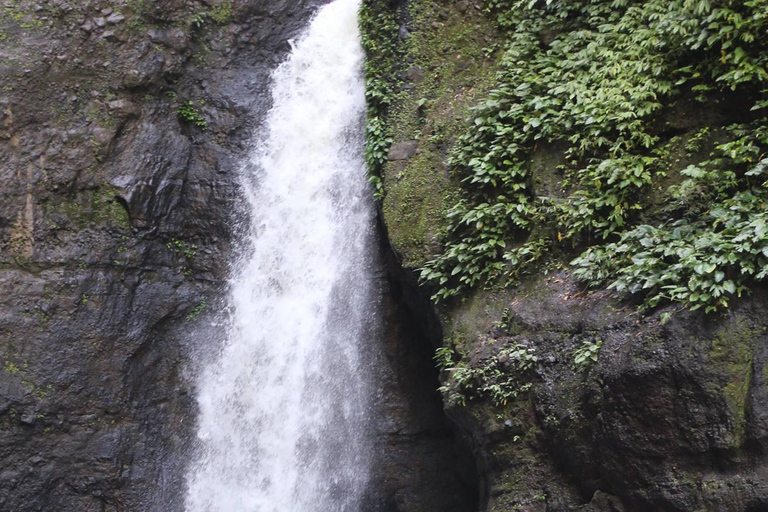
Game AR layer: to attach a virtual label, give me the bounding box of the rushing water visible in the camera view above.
[185,0,377,510]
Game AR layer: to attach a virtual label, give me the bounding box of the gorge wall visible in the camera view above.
[4,0,768,511]
[0,0,325,509]
[364,0,768,511]
[0,1,473,510]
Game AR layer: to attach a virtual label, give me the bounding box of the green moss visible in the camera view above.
[126,0,149,31]
[1,354,49,400]
[45,187,131,231]
[0,1,45,32]
[382,149,460,267]
[448,289,513,341]
[480,403,551,510]
[371,0,501,268]
[707,320,759,444]
[208,1,233,24]
[85,104,118,130]
[3,361,20,374]
[491,466,529,501]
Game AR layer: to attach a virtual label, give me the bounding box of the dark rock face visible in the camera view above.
[363,228,478,512]
[0,1,477,510]
[0,1,323,510]
[443,275,768,511]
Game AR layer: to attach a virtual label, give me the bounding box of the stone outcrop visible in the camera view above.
[436,274,768,511]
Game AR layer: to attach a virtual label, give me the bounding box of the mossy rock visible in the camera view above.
[44,187,131,231]
[378,0,502,269]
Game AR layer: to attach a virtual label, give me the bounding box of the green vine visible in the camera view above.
[359,1,402,199]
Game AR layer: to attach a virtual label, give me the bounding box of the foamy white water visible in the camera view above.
[185,0,376,510]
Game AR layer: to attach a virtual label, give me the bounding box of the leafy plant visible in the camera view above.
[167,238,198,278]
[186,1,233,31]
[434,346,456,372]
[166,238,197,257]
[177,100,207,129]
[359,1,402,199]
[572,123,768,312]
[572,339,603,372]
[436,343,538,407]
[407,0,768,313]
[187,301,207,321]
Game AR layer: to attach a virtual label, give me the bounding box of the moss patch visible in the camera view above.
[383,151,459,267]
[379,0,501,269]
[0,1,45,33]
[707,319,759,445]
[45,187,131,231]
[446,288,513,346]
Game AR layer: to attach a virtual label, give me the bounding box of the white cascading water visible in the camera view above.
[185,0,377,510]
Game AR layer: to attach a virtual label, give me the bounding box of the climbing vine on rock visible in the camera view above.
[359,1,402,199]
[417,0,768,311]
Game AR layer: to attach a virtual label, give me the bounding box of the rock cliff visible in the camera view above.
[0,1,473,510]
[362,0,768,510]
[0,1,329,509]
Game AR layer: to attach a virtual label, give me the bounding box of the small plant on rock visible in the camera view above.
[177,100,207,129]
[571,339,603,372]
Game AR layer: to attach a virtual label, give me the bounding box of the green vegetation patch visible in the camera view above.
[187,300,207,321]
[45,187,131,231]
[207,1,233,24]
[178,100,207,129]
[0,1,45,32]
[401,0,768,312]
[361,0,502,267]
[359,0,401,199]
[436,342,538,407]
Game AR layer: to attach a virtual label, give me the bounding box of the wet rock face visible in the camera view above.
[0,1,326,510]
[1,1,477,511]
[443,275,768,511]
[362,237,478,512]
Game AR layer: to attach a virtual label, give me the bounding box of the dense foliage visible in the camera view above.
[419,0,768,311]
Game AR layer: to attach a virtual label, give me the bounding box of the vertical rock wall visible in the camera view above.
[0,1,479,510]
[0,1,324,509]
[364,228,479,511]
[364,0,768,510]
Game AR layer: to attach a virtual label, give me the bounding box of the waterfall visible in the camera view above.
[185,0,377,510]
